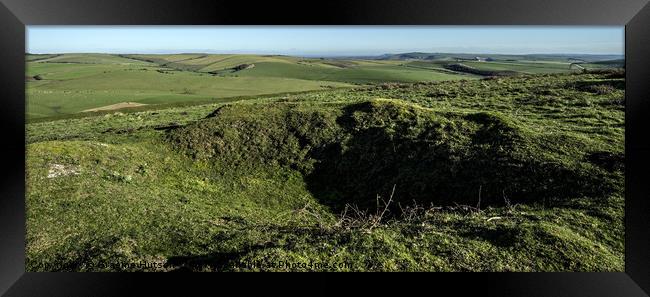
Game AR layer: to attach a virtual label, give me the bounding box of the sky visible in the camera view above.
[26,26,624,56]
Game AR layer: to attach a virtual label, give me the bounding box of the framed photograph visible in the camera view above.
[1,0,649,296]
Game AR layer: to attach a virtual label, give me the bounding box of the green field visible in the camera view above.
[26,54,358,119]
[26,59,625,272]
[28,53,621,120]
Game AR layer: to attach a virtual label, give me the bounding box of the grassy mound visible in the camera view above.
[26,73,625,272]
[168,100,622,211]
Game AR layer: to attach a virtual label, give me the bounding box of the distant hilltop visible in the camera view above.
[26,51,624,63]
[359,52,625,63]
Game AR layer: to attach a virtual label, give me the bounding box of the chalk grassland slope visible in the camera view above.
[26,54,354,119]
[461,61,573,74]
[377,52,624,63]
[378,52,623,75]
[27,53,457,119]
[168,101,621,209]
[125,53,482,83]
[30,53,156,65]
[26,54,62,62]
[26,53,621,120]
[26,72,625,271]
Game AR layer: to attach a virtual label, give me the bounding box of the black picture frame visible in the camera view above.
[1,0,649,296]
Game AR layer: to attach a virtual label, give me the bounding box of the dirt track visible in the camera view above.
[83,102,148,112]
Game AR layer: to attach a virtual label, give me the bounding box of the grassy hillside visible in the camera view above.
[223,62,473,83]
[26,71,625,271]
[377,52,624,63]
[27,53,622,120]
[32,53,154,65]
[461,60,574,74]
[26,55,354,119]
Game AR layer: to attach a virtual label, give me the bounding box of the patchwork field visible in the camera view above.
[27,63,625,271]
[27,53,622,120]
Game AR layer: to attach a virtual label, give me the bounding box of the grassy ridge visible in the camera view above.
[224,62,472,83]
[27,72,625,271]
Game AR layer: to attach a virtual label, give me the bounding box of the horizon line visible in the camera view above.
[25,51,626,57]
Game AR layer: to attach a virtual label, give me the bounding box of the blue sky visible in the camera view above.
[26,26,624,56]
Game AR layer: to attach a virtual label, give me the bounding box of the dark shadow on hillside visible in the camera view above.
[163,225,350,272]
[152,122,184,131]
[165,246,269,272]
[587,151,624,172]
[166,101,621,214]
[571,79,624,94]
[456,224,526,248]
[304,101,618,213]
[164,228,275,272]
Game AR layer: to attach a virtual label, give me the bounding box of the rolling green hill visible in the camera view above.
[26,52,623,121]
[26,71,625,272]
[377,52,624,62]
[27,54,358,119]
